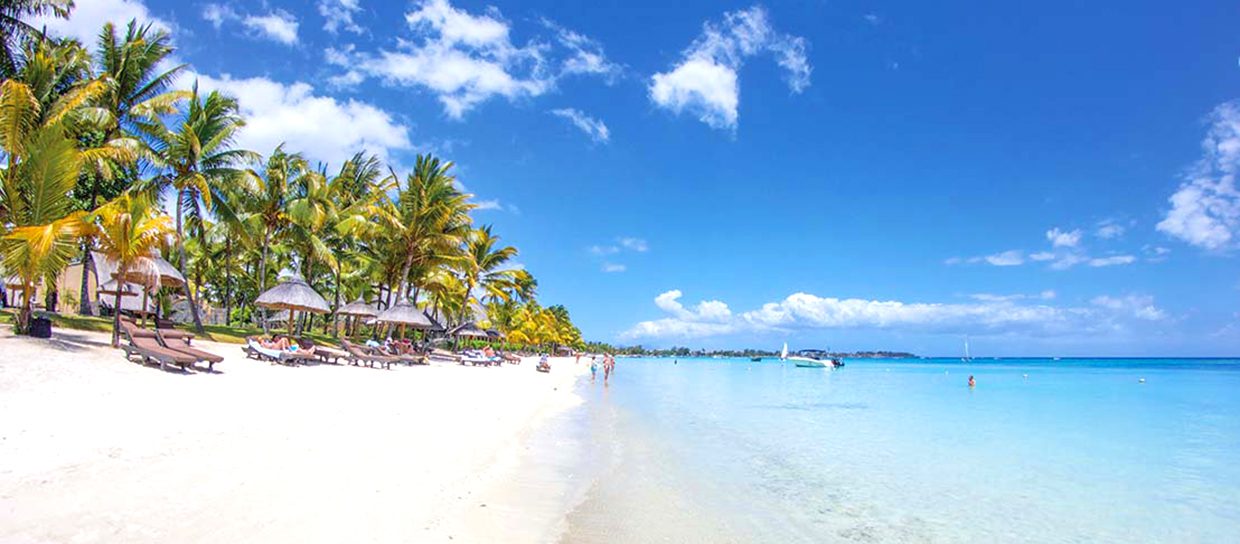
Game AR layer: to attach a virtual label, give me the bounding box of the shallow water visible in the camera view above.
[557,357,1240,543]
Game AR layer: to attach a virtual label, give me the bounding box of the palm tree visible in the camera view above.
[235,145,306,298]
[75,20,187,316]
[89,193,173,346]
[377,154,473,302]
[459,225,518,322]
[0,0,73,78]
[1,40,125,333]
[137,83,254,332]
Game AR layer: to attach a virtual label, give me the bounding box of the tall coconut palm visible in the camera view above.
[0,0,73,78]
[458,225,518,322]
[234,145,306,297]
[1,41,125,333]
[75,20,186,316]
[377,154,473,302]
[90,193,173,346]
[137,83,254,332]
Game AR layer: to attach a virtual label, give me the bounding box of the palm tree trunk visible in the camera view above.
[111,264,126,348]
[79,242,95,315]
[223,238,233,326]
[17,282,34,334]
[176,192,206,333]
[257,228,270,333]
[332,263,341,336]
[396,251,415,302]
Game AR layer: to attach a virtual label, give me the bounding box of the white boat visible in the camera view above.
[781,343,840,368]
[962,336,973,363]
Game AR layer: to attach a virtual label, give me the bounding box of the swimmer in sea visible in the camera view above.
[968,375,976,388]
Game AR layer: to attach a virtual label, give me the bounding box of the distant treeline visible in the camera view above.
[578,344,916,359]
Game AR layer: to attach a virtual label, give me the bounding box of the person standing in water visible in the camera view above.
[590,356,598,383]
[603,353,615,384]
[968,375,976,388]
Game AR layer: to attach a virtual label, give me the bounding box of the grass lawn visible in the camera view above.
[1,308,343,346]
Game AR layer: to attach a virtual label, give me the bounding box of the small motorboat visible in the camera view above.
[780,344,842,369]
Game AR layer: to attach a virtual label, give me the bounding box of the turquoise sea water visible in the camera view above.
[556,357,1240,543]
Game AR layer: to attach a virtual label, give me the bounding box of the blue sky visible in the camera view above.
[37,0,1240,356]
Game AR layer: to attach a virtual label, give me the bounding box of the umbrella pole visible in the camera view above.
[288,310,295,337]
[141,289,151,328]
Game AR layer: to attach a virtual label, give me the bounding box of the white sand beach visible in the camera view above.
[0,328,587,543]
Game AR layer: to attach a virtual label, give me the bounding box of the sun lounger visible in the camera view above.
[121,316,194,343]
[155,329,222,371]
[244,337,275,361]
[341,340,399,370]
[120,326,196,371]
[427,348,463,364]
[314,345,349,364]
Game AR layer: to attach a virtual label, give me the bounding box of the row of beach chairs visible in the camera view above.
[118,317,222,372]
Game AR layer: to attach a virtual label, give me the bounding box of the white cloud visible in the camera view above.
[332,0,615,119]
[1046,227,1082,248]
[953,224,1146,270]
[589,245,619,256]
[984,250,1023,266]
[201,4,299,46]
[863,14,881,25]
[242,10,300,45]
[549,108,610,143]
[969,290,1056,303]
[318,0,363,34]
[192,74,412,168]
[649,5,810,130]
[652,290,731,323]
[618,237,649,252]
[1158,101,1240,251]
[624,290,1169,340]
[1095,220,1126,239]
[601,263,626,273]
[1088,255,1136,267]
[202,3,235,29]
[28,0,171,45]
[1090,295,1167,321]
[474,199,503,211]
[542,18,622,81]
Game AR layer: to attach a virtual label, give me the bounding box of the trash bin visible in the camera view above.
[29,316,52,338]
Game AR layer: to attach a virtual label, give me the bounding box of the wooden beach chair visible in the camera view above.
[341,340,399,370]
[122,315,195,344]
[305,339,348,364]
[120,325,196,371]
[155,329,223,371]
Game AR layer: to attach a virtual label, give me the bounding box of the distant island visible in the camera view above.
[581,344,916,359]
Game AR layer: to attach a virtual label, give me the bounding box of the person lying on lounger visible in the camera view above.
[259,336,292,350]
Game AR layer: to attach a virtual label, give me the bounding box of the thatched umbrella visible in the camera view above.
[376,301,441,339]
[149,255,186,287]
[255,274,331,335]
[336,298,378,336]
[451,322,490,338]
[112,256,162,326]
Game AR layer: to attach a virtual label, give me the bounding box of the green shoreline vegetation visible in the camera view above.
[0,7,583,351]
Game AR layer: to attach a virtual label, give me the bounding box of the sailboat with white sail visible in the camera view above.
[962,336,973,363]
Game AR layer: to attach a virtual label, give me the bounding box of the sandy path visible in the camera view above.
[0,328,585,543]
